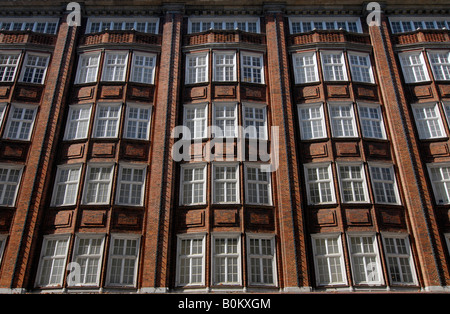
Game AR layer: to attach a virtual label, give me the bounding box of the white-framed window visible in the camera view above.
[242,103,267,140]
[442,101,450,128]
[211,233,241,285]
[35,234,70,287]
[64,104,92,141]
[0,234,7,265]
[0,103,5,128]
[427,50,450,81]
[82,163,114,205]
[444,234,450,256]
[186,53,208,84]
[411,102,445,139]
[389,17,450,34]
[297,103,327,140]
[101,51,128,82]
[289,17,362,34]
[70,234,105,287]
[19,52,50,84]
[357,103,386,139]
[106,234,140,287]
[180,163,207,205]
[4,104,37,141]
[176,233,206,286]
[398,51,430,83]
[0,51,21,82]
[328,102,358,138]
[311,233,347,286]
[241,52,264,84]
[183,103,208,139]
[188,17,260,33]
[115,163,146,206]
[75,52,100,84]
[369,163,401,205]
[244,163,272,205]
[304,163,336,205]
[427,162,450,205]
[213,51,236,82]
[0,18,58,34]
[51,164,82,206]
[0,164,23,207]
[247,234,277,286]
[292,51,319,84]
[347,233,384,285]
[130,52,156,84]
[381,233,417,285]
[348,52,374,83]
[337,163,369,203]
[213,102,237,138]
[212,162,239,204]
[124,103,152,140]
[86,17,159,34]
[321,51,348,81]
[93,103,122,138]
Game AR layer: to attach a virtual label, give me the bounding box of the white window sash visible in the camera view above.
[186,53,208,84]
[93,103,122,138]
[70,234,105,286]
[75,52,100,84]
[124,103,152,140]
[427,50,450,81]
[106,234,140,287]
[368,163,400,205]
[246,234,277,286]
[357,103,386,139]
[328,103,358,138]
[211,233,242,285]
[292,51,319,84]
[411,102,445,139]
[86,18,159,34]
[348,52,374,83]
[176,233,206,286]
[82,163,114,205]
[212,102,238,138]
[321,51,348,81]
[101,51,129,82]
[115,163,146,206]
[289,17,362,34]
[213,51,236,82]
[0,164,23,206]
[399,51,430,83]
[212,163,239,204]
[297,103,327,140]
[35,234,70,287]
[381,233,417,285]
[64,104,92,140]
[241,53,264,84]
[180,164,207,205]
[183,104,208,139]
[19,53,50,84]
[242,103,268,140]
[4,104,37,141]
[51,164,82,206]
[427,163,450,205]
[311,233,348,286]
[0,52,21,82]
[337,163,369,203]
[245,164,272,205]
[130,52,156,84]
[304,163,336,205]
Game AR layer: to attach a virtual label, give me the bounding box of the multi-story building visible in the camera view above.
[0,0,449,293]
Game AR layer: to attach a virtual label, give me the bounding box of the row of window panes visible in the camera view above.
[289,19,361,34]
[390,19,450,33]
[176,233,276,287]
[0,164,23,207]
[297,102,386,140]
[424,162,450,205]
[304,162,401,205]
[292,50,375,84]
[35,233,140,288]
[75,51,156,84]
[0,51,50,84]
[86,20,159,34]
[63,103,151,141]
[51,163,146,207]
[182,102,267,140]
[188,19,259,33]
[0,21,58,34]
[311,233,417,286]
[185,51,264,84]
[399,50,450,83]
[0,103,38,141]
[179,163,272,206]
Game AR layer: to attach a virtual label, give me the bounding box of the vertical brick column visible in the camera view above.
[264,8,311,291]
[0,16,79,291]
[140,5,183,293]
[369,14,450,289]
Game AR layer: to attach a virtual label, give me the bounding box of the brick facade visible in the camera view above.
[0,0,448,293]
